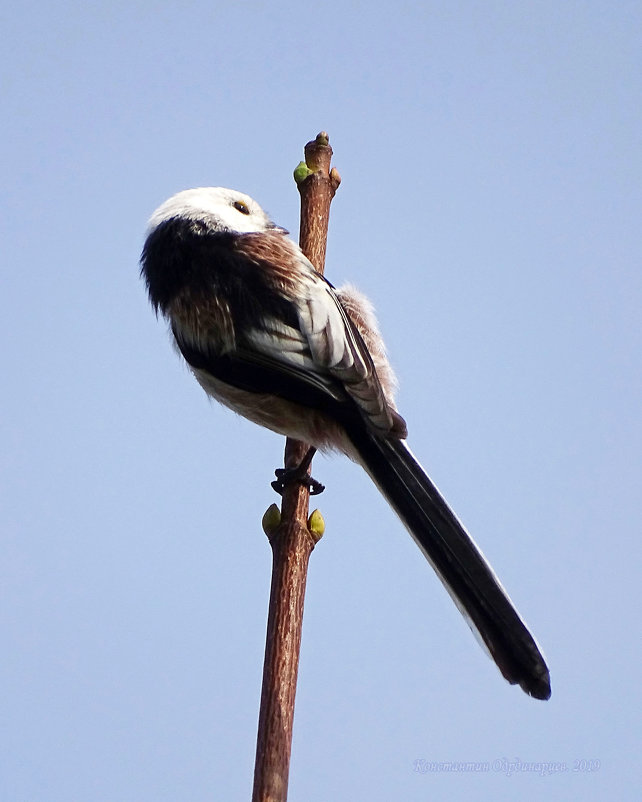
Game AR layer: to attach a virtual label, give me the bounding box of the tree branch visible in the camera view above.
[252,132,340,802]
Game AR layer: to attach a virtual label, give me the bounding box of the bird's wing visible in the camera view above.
[244,269,405,435]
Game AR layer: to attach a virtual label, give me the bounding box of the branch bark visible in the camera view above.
[251,133,340,802]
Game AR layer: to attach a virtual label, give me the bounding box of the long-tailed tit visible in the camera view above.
[140,186,551,700]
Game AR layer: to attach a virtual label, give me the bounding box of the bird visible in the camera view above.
[140,186,551,700]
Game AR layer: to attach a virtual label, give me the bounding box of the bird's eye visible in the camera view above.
[233,200,251,215]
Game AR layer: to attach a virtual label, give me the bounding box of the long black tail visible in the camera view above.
[351,431,551,700]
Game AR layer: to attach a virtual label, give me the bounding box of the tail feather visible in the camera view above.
[351,431,551,700]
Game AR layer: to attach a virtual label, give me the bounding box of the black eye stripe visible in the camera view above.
[233,200,251,215]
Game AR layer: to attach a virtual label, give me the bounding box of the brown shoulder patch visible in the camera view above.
[235,232,309,295]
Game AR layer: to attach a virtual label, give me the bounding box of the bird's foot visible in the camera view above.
[271,468,325,496]
[271,447,325,495]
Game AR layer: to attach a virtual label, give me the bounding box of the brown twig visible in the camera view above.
[251,133,340,802]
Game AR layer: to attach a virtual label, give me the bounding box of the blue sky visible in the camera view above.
[2,1,640,799]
